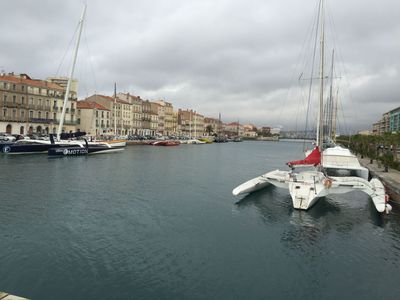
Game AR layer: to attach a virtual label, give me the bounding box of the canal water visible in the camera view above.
[1,141,400,300]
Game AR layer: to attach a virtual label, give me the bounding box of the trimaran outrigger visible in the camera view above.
[232,0,392,214]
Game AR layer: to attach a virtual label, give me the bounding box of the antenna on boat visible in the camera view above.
[57,4,86,141]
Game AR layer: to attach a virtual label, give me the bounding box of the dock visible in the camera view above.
[0,292,29,300]
[358,156,400,203]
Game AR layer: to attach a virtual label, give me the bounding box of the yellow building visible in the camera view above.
[84,94,132,135]
[77,101,111,136]
[155,100,175,136]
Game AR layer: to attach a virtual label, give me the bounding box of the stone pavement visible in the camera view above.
[358,156,400,203]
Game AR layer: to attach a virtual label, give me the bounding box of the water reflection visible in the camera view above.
[235,187,291,224]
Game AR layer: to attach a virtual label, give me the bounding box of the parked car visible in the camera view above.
[0,133,16,142]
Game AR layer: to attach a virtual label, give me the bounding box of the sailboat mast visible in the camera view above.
[114,83,117,136]
[332,88,339,142]
[328,49,335,141]
[57,5,86,140]
[317,0,325,151]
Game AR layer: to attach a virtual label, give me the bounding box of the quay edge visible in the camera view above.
[358,156,400,204]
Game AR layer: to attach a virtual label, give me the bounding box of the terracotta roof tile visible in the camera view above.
[94,94,131,105]
[0,74,64,91]
[77,101,110,111]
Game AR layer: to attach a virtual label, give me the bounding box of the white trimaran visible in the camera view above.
[232,0,391,214]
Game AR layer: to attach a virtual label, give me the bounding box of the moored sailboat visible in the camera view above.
[232,0,391,214]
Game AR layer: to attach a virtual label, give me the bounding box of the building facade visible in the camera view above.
[224,122,244,137]
[0,73,77,135]
[84,94,132,135]
[77,101,111,136]
[372,107,399,135]
[156,100,175,136]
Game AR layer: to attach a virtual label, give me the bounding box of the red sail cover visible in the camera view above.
[286,147,321,167]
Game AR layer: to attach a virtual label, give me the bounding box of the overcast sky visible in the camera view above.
[1,0,399,132]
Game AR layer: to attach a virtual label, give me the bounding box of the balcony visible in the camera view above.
[28,117,52,124]
[0,115,27,122]
[2,101,19,109]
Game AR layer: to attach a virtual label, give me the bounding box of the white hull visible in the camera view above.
[233,169,391,213]
[288,171,328,210]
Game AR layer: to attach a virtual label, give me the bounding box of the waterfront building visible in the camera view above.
[118,93,143,135]
[149,102,160,135]
[0,72,77,135]
[155,102,165,135]
[177,109,192,137]
[47,76,78,95]
[178,109,204,137]
[155,100,175,136]
[76,101,111,136]
[193,111,204,137]
[372,107,399,135]
[204,117,220,135]
[243,124,258,138]
[389,106,400,133]
[84,94,132,135]
[141,100,152,136]
[224,122,244,137]
[172,111,179,136]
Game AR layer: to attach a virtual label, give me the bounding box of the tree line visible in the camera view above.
[337,133,400,172]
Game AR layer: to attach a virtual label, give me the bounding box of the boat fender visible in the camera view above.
[385,203,392,214]
[385,194,390,203]
[323,178,332,188]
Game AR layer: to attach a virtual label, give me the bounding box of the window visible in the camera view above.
[96,110,98,117]
[12,109,16,118]
[21,96,25,104]
[38,112,41,119]
[102,111,104,118]
[13,95,16,103]
[29,98,34,105]
[3,95,6,102]
[12,84,16,91]
[21,86,25,92]
[3,109,7,117]
[29,111,33,118]
[3,82,7,89]
[46,112,49,119]
[21,111,25,118]
[53,113,56,119]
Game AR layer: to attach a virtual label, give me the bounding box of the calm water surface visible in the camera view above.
[1,141,400,299]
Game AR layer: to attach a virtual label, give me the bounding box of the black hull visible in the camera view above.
[48,145,123,157]
[1,142,74,154]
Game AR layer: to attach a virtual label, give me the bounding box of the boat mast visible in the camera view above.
[317,0,325,151]
[114,82,117,136]
[332,88,339,142]
[57,5,86,141]
[328,49,335,141]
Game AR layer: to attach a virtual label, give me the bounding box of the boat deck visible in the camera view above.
[0,291,29,300]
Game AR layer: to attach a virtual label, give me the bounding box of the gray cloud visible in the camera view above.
[1,0,399,132]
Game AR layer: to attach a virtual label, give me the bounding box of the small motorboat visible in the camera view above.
[151,140,180,146]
